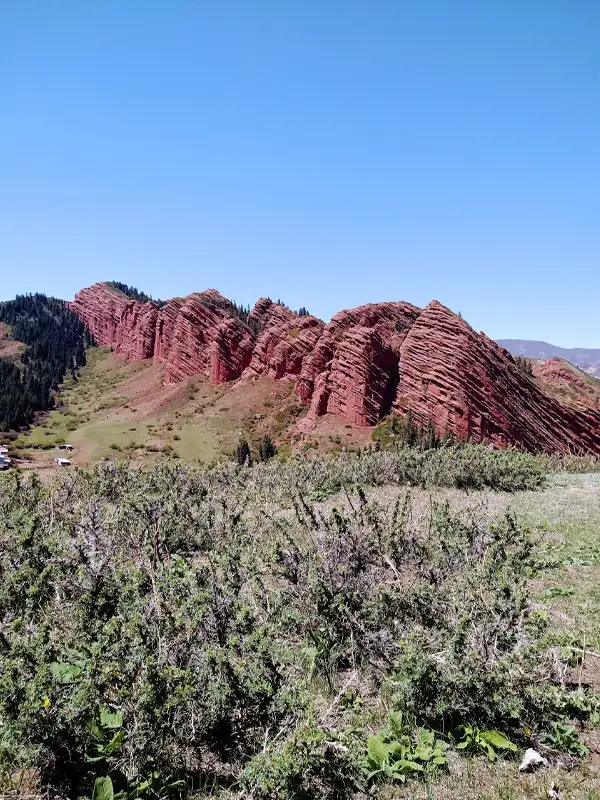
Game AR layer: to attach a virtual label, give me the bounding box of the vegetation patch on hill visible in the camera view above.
[0,295,90,431]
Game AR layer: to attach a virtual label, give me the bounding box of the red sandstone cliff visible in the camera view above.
[71,283,600,454]
[393,302,600,452]
[244,299,325,381]
[295,302,421,427]
[71,284,254,386]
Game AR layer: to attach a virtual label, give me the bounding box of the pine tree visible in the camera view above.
[0,294,89,431]
[405,411,417,447]
[425,419,437,450]
[235,437,252,466]
[259,435,277,462]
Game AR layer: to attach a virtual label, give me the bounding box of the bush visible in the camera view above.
[0,453,584,798]
[244,726,360,800]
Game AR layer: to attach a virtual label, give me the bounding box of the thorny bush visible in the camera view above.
[0,455,590,798]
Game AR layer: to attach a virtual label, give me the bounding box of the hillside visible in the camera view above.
[69,282,600,455]
[532,357,600,411]
[0,295,89,430]
[498,339,600,377]
[0,322,23,360]
[12,345,373,472]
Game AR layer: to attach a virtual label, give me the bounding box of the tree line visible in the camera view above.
[0,294,90,430]
[107,281,166,307]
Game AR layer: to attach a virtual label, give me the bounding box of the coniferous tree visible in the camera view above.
[0,294,90,431]
[425,419,438,450]
[106,282,165,306]
[259,435,277,462]
[405,411,417,447]
[235,437,252,466]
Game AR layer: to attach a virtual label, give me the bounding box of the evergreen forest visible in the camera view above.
[0,294,90,431]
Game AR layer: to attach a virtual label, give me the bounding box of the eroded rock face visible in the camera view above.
[532,357,600,411]
[394,301,600,453]
[244,299,325,381]
[71,283,600,453]
[72,283,254,385]
[296,302,422,427]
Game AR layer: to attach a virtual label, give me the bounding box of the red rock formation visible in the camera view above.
[296,302,421,427]
[72,283,254,385]
[71,283,600,454]
[244,299,325,381]
[533,357,600,411]
[154,292,254,384]
[393,301,600,453]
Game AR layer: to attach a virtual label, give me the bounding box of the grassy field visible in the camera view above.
[338,473,600,798]
[8,348,372,472]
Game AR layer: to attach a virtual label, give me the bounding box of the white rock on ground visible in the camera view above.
[519,747,548,772]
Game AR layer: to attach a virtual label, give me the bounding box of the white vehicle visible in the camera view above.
[55,458,72,467]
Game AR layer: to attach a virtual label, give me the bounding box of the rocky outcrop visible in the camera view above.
[533,357,600,411]
[296,302,421,427]
[244,299,325,381]
[71,283,600,454]
[153,292,254,384]
[393,301,600,452]
[72,283,254,385]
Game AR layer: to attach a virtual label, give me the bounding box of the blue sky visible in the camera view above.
[1,1,599,346]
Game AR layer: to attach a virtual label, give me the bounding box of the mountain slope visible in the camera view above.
[70,282,600,454]
[498,339,600,377]
[532,357,600,411]
[0,295,89,430]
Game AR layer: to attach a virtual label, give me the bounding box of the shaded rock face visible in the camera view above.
[296,302,421,428]
[71,283,600,454]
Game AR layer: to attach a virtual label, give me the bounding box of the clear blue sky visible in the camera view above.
[2,1,599,346]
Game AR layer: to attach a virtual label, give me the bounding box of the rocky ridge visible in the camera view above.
[71,283,600,454]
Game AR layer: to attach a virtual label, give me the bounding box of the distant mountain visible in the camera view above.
[497,340,600,378]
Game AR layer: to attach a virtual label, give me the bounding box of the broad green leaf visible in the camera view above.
[388,711,406,738]
[367,736,389,766]
[417,727,435,747]
[364,768,385,780]
[104,729,125,755]
[100,707,124,730]
[480,730,518,751]
[414,747,432,761]
[92,777,114,800]
[50,662,83,684]
[393,759,424,773]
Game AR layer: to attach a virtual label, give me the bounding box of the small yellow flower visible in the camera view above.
[43,697,51,709]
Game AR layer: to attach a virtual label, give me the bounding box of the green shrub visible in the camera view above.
[0,456,588,798]
[244,726,360,800]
